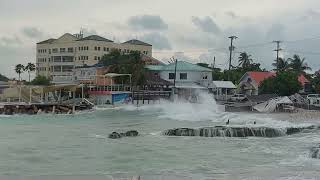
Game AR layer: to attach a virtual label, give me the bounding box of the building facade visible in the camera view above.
[146,61,212,88]
[36,33,152,84]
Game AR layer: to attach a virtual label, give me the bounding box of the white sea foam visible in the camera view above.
[112,91,316,128]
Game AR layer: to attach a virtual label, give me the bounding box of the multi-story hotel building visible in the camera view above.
[36,33,152,84]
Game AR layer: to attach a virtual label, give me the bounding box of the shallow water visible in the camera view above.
[0,98,320,179]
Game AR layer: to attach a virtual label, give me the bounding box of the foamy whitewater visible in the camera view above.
[0,91,320,179]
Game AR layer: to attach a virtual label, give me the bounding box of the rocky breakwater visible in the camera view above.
[108,130,139,139]
[163,126,317,138]
[310,144,320,159]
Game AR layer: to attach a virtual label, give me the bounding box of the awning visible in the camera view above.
[173,82,207,89]
[209,81,236,89]
[104,73,131,78]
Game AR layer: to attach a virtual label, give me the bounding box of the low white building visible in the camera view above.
[146,61,212,88]
[209,81,236,101]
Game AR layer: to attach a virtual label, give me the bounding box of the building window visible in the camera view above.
[203,75,208,79]
[169,73,175,80]
[103,47,106,51]
[86,56,88,60]
[79,47,81,51]
[180,73,187,80]
[94,47,97,51]
[60,48,65,53]
[98,47,100,51]
[68,47,73,52]
[94,56,97,60]
[78,57,80,60]
[86,46,89,50]
[98,57,100,60]
[81,47,83,51]
[107,48,109,51]
[52,48,58,53]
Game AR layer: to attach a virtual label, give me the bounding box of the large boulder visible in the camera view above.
[310,145,320,159]
[108,130,139,139]
[108,132,122,139]
[125,130,139,137]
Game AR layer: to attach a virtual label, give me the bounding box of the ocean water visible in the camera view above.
[0,93,320,179]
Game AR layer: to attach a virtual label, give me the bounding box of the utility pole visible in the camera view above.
[170,56,178,88]
[228,36,238,80]
[213,56,216,69]
[273,40,282,66]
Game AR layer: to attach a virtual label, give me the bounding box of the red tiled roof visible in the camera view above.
[298,74,310,85]
[247,71,276,86]
[246,71,310,86]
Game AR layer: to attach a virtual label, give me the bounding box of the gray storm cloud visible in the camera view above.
[140,33,171,50]
[21,27,44,39]
[128,15,168,30]
[191,16,221,34]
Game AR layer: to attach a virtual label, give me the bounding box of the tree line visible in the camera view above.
[198,52,316,96]
[14,63,50,85]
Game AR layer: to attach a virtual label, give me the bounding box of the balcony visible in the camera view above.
[52,75,75,84]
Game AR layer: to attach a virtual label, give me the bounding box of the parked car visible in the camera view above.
[230,94,247,102]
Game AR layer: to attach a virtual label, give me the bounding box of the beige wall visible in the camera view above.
[36,34,152,84]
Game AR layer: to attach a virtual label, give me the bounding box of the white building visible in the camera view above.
[36,33,152,84]
[209,81,236,101]
[146,61,212,88]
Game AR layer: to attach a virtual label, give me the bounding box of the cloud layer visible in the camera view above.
[128,15,168,30]
[1,0,320,78]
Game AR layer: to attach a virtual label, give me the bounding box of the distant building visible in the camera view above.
[209,81,236,101]
[146,61,212,88]
[239,71,310,95]
[239,71,275,95]
[36,33,152,84]
[73,64,111,86]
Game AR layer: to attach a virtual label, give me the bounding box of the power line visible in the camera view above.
[283,50,320,55]
[283,36,320,44]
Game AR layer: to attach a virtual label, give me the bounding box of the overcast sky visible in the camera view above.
[1,0,320,79]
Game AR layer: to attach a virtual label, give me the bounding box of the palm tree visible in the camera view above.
[288,54,311,73]
[25,62,36,82]
[272,57,289,71]
[15,64,24,81]
[238,52,253,69]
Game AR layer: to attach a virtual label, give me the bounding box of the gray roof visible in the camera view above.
[146,61,212,72]
[77,35,113,42]
[210,81,236,89]
[122,39,152,46]
[37,38,56,44]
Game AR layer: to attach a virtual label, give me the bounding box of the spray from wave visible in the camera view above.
[117,90,313,128]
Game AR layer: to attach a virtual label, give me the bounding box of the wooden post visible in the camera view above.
[136,91,139,106]
[132,91,134,104]
[142,91,145,104]
[29,87,32,104]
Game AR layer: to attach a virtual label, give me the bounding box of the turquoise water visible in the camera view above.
[0,101,320,179]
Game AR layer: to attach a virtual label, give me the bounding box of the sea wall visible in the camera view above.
[163,126,317,138]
